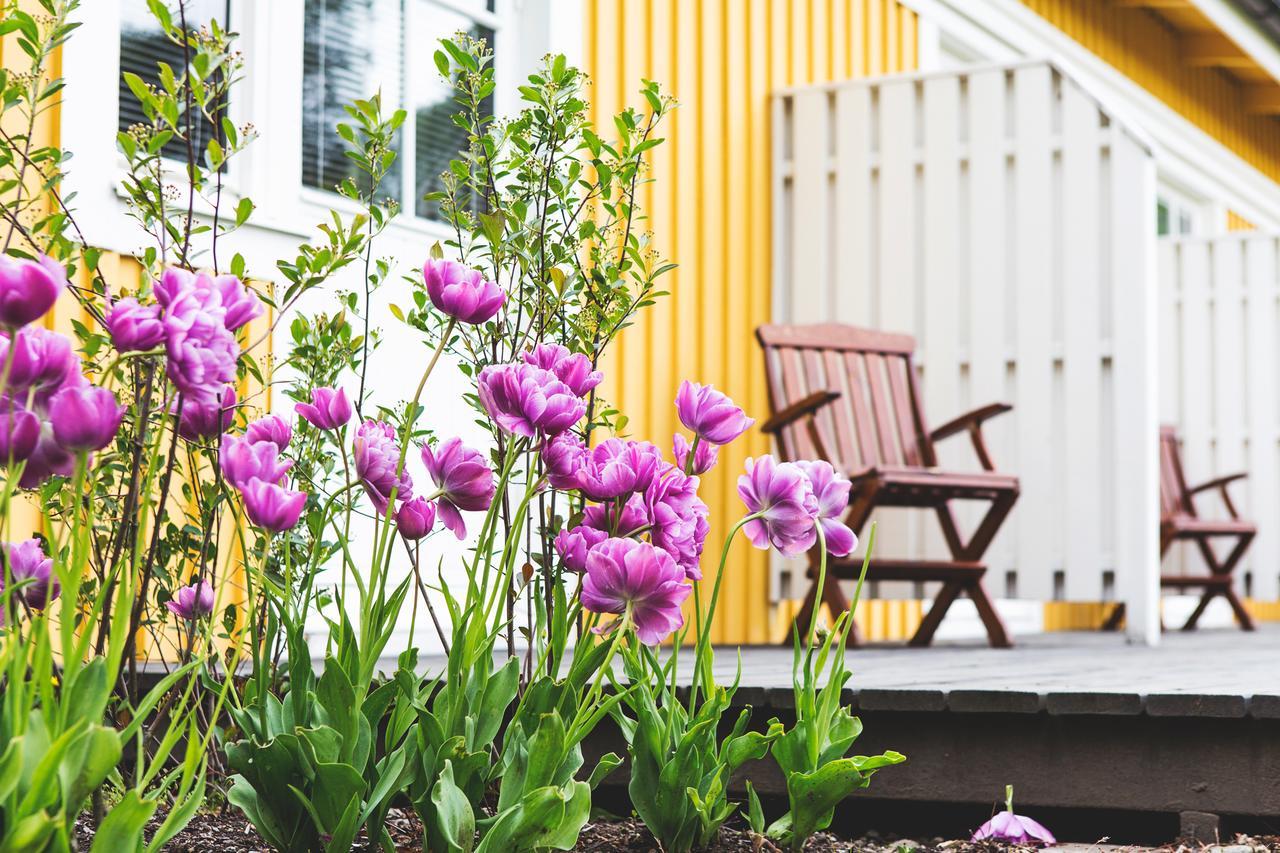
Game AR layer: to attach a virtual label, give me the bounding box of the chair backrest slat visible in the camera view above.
[886,356,925,467]
[864,353,901,466]
[757,323,931,472]
[822,348,858,466]
[1159,426,1193,519]
[774,347,817,460]
[841,352,877,468]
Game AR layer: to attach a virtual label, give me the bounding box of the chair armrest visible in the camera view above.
[760,390,841,435]
[1188,472,1248,519]
[1187,472,1247,496]
[928,402,1012,472]
[929,403,1013,443]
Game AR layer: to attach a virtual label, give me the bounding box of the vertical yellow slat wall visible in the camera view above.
[585,0,918,645]
[1020,0,1280,183]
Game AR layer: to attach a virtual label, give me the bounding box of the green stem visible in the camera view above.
[689,512,762,711]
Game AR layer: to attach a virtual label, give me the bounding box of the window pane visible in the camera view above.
[410,3,494,220]
[119,0,229,162]
[302,0,404,201]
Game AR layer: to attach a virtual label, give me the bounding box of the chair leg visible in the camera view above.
[1189,531,1255,632]
[967,579,1012,649]
[960,490,1019,561]
[1223,586,1257,631]
[1101,602,1125,631]
[1181,591,1216,631]
[909,580,963,647]
[933,490,1017,648]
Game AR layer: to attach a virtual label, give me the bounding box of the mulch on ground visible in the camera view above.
[73,808,1280,852]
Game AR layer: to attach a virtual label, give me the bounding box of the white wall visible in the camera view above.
[773,59,1162,643]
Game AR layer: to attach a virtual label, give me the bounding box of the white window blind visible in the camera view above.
[118,0,229,164]
[302,0,497,220]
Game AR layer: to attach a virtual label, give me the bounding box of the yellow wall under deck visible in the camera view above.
[1021,0,1280,184]
[584,0,918,644]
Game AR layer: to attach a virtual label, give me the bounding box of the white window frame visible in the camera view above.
[59,0,578,271]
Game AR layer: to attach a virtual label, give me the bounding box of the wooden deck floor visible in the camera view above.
[709,625,1280,717]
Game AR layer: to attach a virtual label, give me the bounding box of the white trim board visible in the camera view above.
[902,0,1280,231]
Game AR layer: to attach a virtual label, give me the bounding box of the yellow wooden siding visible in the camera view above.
[1020,0,1280,184]
[585,0,918,644]
[1227,210,1256,231]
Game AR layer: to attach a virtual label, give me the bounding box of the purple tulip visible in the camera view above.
[645,464,710,579]
[155,268,263,332]
[796,460,857,558]
[173,385,236,442]
[478,363,586,439]
[245,414,292,450]
[0,327,76,395]
[673,433,718,475]
[737,455,819,557]
[675,380,754,446]
[221,432,292,489]
[3,539,58,608]
[423,258,505,325]
[541,432,585,490]
[164,287,240,405]
[354,420,412,515]
[201,274,263,332]
[0,255,64,329]
[240,477,308,532]
[295,387,352,431]
[165,579,215,621]
[49,385,124,452]
[106,297,166,352]
[972,788,1055,846]
[576,438,663,502]
[420,437,494,538]
[554,525,608,573]
[0,403,40,463]
[581,494,649,537]
[522,344,603,398]
[18,422,74,488]
[396,497,437,540]
[581,538,691,645]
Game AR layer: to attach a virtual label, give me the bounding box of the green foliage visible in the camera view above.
[620,669,782,853]
[764,526,905,851]
[226,613,416,852]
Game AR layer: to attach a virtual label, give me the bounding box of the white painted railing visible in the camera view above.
[772,59,1162,643]
[1159,235,1280,602]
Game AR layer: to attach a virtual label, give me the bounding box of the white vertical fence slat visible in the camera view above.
[1244,238,1280,602]
[967,69,1012,583]
[1163,234,1280,604]
[876,79,917,567]
[1111,130,1161,646]
[790,90,830,324]
[1059,81,1104,602]
[834,87,872,325]
[1011,64,1055,602]
[773,60,1161,640]
[921,75,961,572]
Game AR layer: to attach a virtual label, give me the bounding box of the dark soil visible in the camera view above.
[73,808,1280,852]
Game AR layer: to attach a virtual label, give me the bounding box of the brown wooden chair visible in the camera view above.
[1103,426,1256,632]
[756,323,1018,648]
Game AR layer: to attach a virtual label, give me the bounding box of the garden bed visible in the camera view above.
[73,808,1280,853]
